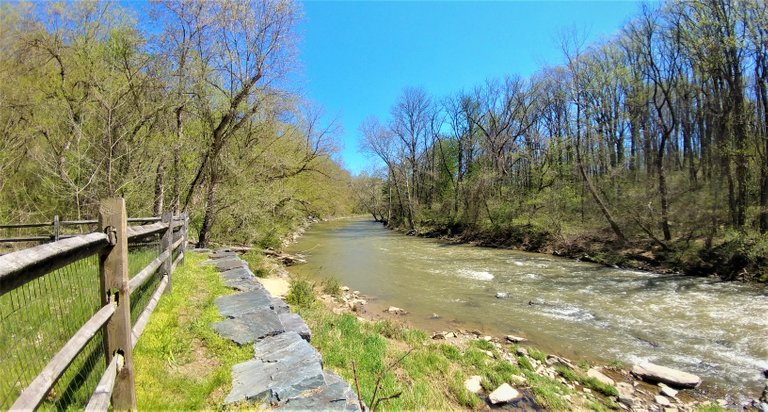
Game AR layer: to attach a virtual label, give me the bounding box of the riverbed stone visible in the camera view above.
[279,312,311,341]
[658,382,678,398]
[632,362,701,389]
[279,372,361,411]
[489,383,521,404]
[505,335,527,343]
[224,332,325,405]
[587,367,615,386]
[464,375,482,394]
[215,290,273,317]
[655,395,671,406]
[211,307,285,345]
[616,382,635,406]
[385,306,407,315]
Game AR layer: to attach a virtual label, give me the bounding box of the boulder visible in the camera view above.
[211,307,285,345]
[505,335,528,343]
[385,306,407,315]
[587,368,615,386]
[224,332,324,405]
[631,362,701,389]
[488,383,521,404]
[464,375,482,394]
[431,332,446,340]
[279,312,312,342]
[279,372,362,411]
[215,290,273,317]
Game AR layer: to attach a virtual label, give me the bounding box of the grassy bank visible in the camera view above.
[132,253,252,409]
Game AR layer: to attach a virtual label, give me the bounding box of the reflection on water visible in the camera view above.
[287,218,768,397]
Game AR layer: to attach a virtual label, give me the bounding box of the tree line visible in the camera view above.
[356,0,767,276]
[0,0,353,248]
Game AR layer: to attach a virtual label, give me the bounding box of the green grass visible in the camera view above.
[554,366,619,397]
[132,252,252,409]
[241,250,268,278]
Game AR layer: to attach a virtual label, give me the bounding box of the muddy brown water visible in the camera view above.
[286,217,768,399]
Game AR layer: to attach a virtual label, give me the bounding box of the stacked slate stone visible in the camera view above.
[204,249,362,411]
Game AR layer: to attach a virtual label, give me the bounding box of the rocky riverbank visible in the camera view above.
[313,285,768,411]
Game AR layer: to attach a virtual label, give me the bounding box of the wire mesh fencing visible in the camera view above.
[0,254,105,410]
[128,232,163,324]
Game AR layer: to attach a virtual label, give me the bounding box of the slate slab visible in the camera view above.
[271,297,290,314]
[224,277,265,292]
[224,332,325,405]
[211,307,285,345]
[215,257,247,272]
[279,313,311,342]
[209,250,237,259]
[215,290,273,317]
[220,267,254,281]
[279,372,362,411]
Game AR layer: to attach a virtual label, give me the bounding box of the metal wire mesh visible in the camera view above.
[0,254,105,410]
[128,232,162,324]
[171,227,183,262]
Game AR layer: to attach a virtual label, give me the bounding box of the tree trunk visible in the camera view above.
[197,172,219,248]
[153,160,164,216]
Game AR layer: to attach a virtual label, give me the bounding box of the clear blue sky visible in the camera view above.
[295,1,645,175]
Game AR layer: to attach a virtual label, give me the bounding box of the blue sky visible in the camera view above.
[295,1,645,175]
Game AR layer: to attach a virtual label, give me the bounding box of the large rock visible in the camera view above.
[224,277,265,292]
[215,257,247,272]
[271,297,291,314]
[464,375,482,394]
[215,290,273,317]
[224,332,325,405]
[220,267,255,281]
[587,367,615,386]
[279,312,311,342]
[211,307,285,345]
[505,335,527,343]
[279,372,362,411]
[488,383,521,404]
[209,250,237,259]
[631,362,701,389]
[616,382,635,407]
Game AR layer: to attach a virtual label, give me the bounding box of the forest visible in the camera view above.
[355,0,768,281]
[0,0,354,248]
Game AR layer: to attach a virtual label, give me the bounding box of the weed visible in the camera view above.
[286,278,315,307]
[321,277,342,296]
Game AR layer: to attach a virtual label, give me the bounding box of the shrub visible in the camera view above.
[286,278,315,307]
[321,277,341,296]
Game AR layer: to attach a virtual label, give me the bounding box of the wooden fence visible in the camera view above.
[0,198,188,411]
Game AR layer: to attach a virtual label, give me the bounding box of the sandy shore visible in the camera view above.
[257,276,290,297]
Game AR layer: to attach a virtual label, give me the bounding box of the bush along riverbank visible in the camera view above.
[388,221,768,283]
[272,271,766,412]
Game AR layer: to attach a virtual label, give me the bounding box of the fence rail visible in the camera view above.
[0,199,188,411]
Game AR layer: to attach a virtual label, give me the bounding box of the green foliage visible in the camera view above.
[285,278,316,307]
[555,366,618,397]
[373,319,404,340]
[241,250,268,278]
[321,276,342,297]
[518,355,534,371]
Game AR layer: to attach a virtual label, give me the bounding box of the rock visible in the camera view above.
[655,395,671,406]
[385,306,407,315]
[215,290,273,317]
[432,332,446,340]
[488,383,521,404]
[279,371,362,411]
[616,382,635,407]
[464,375,482,394]
[546,355,577,370]
[445,331,456,338]
[214,256,247,272]
[505,335,527,343]
[352,291,360,296]
[279,312,312,341]
[224,332,325,405]
[516,347,529,357]
[430,313,440,319]
[481,350,495,358]
[658,383,678,398]
[509,374,526,385]
[587,367,615,386]
[757,402,768,412]
[220,267,255,280]
[224,277,265,292]
[270,297,291,314]
[341,286,350,292]
[211,307,285,345]
[209,250,237,259]
[631,362,701,389]
[496,292,509,299]
[481,335,493,342]
[351,303,366,314]
[583,388,591,394]
[664,408,679,412]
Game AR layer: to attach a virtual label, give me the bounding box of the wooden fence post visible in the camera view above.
[52,215,60,241]
[98,198,136,411]
[160,212,173,294]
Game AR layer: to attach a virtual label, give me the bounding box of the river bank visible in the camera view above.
[386,220,768,283]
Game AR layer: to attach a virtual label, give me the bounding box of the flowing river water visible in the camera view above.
[286,217,768,398]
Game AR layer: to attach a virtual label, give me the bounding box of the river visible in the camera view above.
[286,217,768,398]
